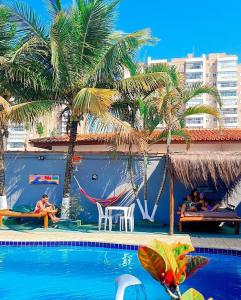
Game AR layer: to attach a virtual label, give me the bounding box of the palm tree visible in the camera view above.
[0,96,53,208]
[113,63,221,223]
[111,65,167,220]
[145,64,222,225]
[0,5,54,208]
[4,0,167,218]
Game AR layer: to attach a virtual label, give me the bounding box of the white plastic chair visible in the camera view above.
[120,204,135,232]
[115,274,143,300]
[96,203,112,231]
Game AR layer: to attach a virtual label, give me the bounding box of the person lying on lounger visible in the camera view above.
[34,194,60,223]
[201,199,220,212]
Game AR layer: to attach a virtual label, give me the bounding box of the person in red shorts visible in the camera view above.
[34,194,60,223]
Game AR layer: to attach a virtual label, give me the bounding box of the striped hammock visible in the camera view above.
[73,176,126,207]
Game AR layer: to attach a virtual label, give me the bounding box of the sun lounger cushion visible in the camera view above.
[12,205,33,213]
[183,211,237,218]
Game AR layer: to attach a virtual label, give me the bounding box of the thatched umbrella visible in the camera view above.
[168,152,241,235]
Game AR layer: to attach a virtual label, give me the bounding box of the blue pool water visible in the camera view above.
[0,247,240,300]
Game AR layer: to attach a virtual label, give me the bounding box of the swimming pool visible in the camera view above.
[0,246,240,300]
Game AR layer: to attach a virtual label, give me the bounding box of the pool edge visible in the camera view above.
[0,241,240,257]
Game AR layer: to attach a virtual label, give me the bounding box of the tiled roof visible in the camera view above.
[30,129,241,149]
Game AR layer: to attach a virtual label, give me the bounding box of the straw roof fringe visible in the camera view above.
[169,152,241,189]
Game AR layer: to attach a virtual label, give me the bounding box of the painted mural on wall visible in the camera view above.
[29,175,60,185]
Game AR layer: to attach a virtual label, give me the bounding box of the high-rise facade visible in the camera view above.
[148,53,241,128]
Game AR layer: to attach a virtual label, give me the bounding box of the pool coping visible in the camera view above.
[0,241,240,257]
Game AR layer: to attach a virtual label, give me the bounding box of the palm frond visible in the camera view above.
[44,0,62,17]
[9,100,54,124]
[0,96,11,126]
[0,5,15,56]
[115,72,168,96]
[10,36,48,62]
[156,128,191,149]
[8,1,47,43]
[73,88,117,117]
[144,63,182,89]
[50,11,72,86]
[87,112,146,152]
[87,29,155,84]
[182,104,221,119]
[0,96,11,111]
[182,83,222,106]
[73,0,117,71]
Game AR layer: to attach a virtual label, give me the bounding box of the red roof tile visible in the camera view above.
[30,129,241,149]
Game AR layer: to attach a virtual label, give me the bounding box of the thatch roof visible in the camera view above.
[169,152,241,189]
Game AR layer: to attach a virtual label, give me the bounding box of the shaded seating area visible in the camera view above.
[168,152,241,235]
[0,210,49,228]
[179,211,241,234]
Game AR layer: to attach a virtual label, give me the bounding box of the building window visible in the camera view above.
[186,63,203,70]
[218,60,237,68]
[7,142,25,149]
[220,91,237,97]
[9,125,25,132]
[223,117,237,124]
[218,71,237,79]
[221,108,237,115]
[218,81,237,88]
[186,73,203,80]
[186,117,203,124]
[222,99,238,106]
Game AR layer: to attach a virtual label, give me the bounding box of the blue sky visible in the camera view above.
[19,0,241,62]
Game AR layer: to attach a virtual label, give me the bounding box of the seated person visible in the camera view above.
[191,188,200,203]
[34,194,60,223]
[195,192,205,210]
[201,199,220,212]
[180,195,197,217]
[178,188,199,210]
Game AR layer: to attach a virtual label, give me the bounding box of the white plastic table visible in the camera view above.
[105,206,129,232]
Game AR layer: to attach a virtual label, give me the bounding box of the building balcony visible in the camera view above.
[185,68,204,73]
[217,66,237,72]
[217,86,237,91]
[217,75,237,81]
[224,123,238,128]
[222,103,238,108]
[186,78,203,83]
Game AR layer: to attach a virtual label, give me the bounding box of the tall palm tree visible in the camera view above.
[113,63,221,223]
[146,64,222,224]
[111,64,167,220]
[0,5,54,208]
[4,0,166,218]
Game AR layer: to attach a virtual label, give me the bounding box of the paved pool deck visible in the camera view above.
[0,228,240,250]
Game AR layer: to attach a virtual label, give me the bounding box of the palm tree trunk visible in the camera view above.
[61,120,78,219]
[143,152,151,220]
[0,130,7,209]
[165,129,175,235]
[150,129,172,222]
[150,156,167,222]
[127,147,145,218]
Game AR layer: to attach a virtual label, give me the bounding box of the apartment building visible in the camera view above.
[6,110,61,151]
[148,53,241,129]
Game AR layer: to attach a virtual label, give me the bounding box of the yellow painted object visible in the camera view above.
[0,210,49,228]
